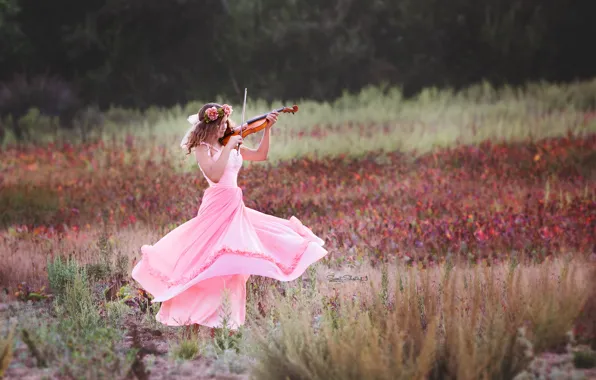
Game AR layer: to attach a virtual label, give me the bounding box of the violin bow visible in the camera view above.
[238,88,247,150]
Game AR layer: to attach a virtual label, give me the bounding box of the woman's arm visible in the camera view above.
[240,127,271,161]
[239,111,278,162]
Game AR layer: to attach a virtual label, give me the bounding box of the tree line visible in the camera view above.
[1,0,595,112]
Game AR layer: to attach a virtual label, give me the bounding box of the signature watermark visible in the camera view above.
[326,274,369,283]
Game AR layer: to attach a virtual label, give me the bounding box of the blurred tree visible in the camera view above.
[0,0,594,110]
[217,0,376,101]
[0,0,28,67]
[62,0,227,108]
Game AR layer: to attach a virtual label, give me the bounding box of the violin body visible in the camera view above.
[219,105,298,146]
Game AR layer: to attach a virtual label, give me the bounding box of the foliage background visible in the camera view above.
[1,0,595,110]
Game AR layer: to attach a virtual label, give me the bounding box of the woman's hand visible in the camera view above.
[265,111,279,128]
[225,134,243,148]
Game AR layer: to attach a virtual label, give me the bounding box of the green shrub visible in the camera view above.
[46,256,81,303]
[54,268,100,332]
[171,338,201,361]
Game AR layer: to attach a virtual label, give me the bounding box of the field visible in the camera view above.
[1,82,596,379]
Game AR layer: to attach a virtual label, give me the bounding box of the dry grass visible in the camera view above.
[0,225,156,289]
[0,320,17,378]
[1,227,594,378]
[247,258,594,380]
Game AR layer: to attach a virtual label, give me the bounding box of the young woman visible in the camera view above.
[131,102,327,329]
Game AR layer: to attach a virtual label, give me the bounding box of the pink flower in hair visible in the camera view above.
[206,107,219,121]
[222,104,233,116]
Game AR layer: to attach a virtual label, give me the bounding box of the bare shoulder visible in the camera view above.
[194,144,212,165]
[194,143,209,154]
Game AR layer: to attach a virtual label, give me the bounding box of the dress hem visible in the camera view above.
[137,216,325,290]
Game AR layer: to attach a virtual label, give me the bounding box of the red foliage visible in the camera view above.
[1,135,595,265]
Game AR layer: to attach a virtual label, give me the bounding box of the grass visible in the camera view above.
[0,320,16,378]
[1,79,596,377]
[3,252,594,379]
[3,79,596,163]
[170,328,202,361]
[248,258,593,380]
[106,80,596,163]
[10,260,134,379]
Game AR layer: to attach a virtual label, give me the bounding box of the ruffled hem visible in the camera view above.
[155,314,242,329]
[140,216,323,289]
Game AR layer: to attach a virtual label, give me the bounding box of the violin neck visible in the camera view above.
[245,107,285,125]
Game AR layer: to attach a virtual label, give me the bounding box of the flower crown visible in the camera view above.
[203,104,233,123]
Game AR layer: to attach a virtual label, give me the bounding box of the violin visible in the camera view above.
[219,105,299,146]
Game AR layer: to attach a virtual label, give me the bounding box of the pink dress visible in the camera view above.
[131,142,327,329]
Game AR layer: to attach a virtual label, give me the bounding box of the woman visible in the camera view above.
[131,102,328,329]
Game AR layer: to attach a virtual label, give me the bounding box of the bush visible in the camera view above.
[171,337,201,361]
[46,256,81,304]
[54,267,101,333]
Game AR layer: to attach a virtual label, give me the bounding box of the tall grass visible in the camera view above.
[248,258,593,380]
[4,79,596,162]
[128,80,596,162]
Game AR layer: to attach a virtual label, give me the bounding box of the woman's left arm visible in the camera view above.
[240,111,278,161]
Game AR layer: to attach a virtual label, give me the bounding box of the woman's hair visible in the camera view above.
[185,102,236,155]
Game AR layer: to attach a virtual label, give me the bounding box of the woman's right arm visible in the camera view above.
[195,145,233,183]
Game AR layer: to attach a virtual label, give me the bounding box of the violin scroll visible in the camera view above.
[280,105,299,114]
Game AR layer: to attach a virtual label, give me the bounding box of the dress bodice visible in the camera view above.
[198,142,242,188]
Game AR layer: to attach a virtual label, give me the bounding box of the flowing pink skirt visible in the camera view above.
[131,186,327,329]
